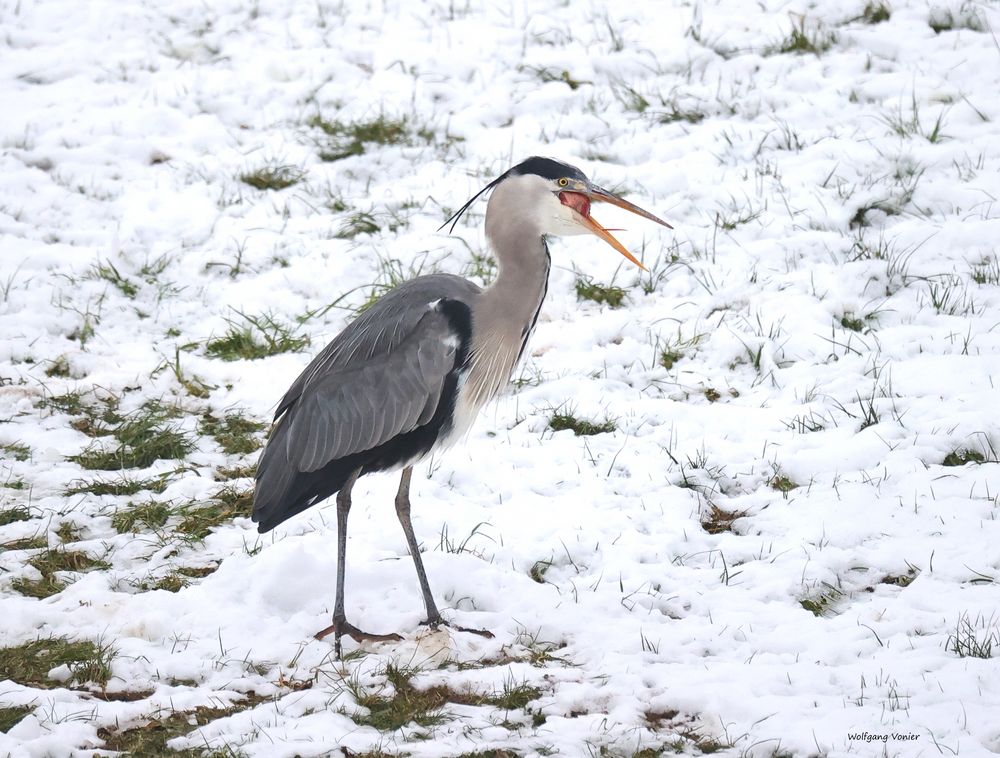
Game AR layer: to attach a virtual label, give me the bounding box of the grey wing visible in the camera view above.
[287,307,461,472]
[273,274,481,473]
[272,274,480,421]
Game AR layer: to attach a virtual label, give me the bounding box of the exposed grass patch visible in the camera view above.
[549,412,616,437]
[11,547,110,599]
[942,448,985,466]
[216,463,257,480]
[657,331,703,371]
[99,695,268,757]
[800,582,845,616]
[55,522,81,543]
[768,474,799,494]
[239,162,305,190]
[765,17,837,55]
[946,612,998,659]
[200,412,265,455]
[0,504,32,526]
[335,211,381,239]
[309,113,427,162]
[65,473,169,497]
[155,346,216,399]
[1,442,30,462]
[859,1,891,24]
[343,663,542,733]
[176,486,253,540]
[136,565,219,593]
[0,705,33,733]
[971,256,1000,285]
[88,259,139,298]
[37,389,90,417]
[205,311,310,361]
[0,636,115,689]
[929,4,985,33]
[881,569,917,588]
[111,499,173,534]
[1,478,27,490]
[70,401,192,471]
[1,535,47,551]
[44,355,71,378]
[840,314,865,332]
[512,627,568,667]
[700,504,748,535]
[529,559,552,584]
[575,276,627,308]
[524,65,588,90]
[657,104,706,125]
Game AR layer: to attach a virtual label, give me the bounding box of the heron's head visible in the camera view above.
[440,157,672,270]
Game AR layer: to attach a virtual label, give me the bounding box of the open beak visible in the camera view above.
[559,185,672,271]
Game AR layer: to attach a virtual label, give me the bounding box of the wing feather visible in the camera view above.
[287,304,463,473]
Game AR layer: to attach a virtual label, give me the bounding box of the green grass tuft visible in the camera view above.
[549,412,616,437]
[65,474,169,497]
[840,314,865,332]
[799,582,845,616]
[942,448,985,466]
[0,504,32,526]
[1,535,48,551]
[37,389,90,417]
[1,442,30,462]
[88,259,139,298]
[335,211,381,239]
[206,311,310,361]
[929,5,985,34]
[971,256,1000,285]
[575,276,627,308]
[660,349,683,370]
[0,637,115,689]
[309,113,420,162]
[111,499,173,534]
[766,18,837,55]
[44,355,72,378]
[199,412,265,455]
[216,463,257,480]
[70,401,192,471]
[239,162,305,190]
[0,706,33,733]
[12,547,111,599]
[769,474,799,494]
[135,565,219,593]
[946,612,998,659]
[99,696,267,756]
[860,2,891,24]
[342,663,542,733]
[176,486,253,540]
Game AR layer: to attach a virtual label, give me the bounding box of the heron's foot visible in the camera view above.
[314,619,404,645]
[422,615,495,639]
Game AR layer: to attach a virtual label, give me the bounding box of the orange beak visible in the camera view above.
[559,185,672,271]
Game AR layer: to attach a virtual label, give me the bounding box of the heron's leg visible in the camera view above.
[395,467,494,639]
[395,466,442,626]
[315,468,402,656]
[332,467,360,630]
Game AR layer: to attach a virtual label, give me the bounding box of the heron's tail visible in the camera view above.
[252,417,360,533]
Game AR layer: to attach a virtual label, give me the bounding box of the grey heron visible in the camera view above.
[252,157,671,653]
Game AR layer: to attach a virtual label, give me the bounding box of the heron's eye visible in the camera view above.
[558,178,568,187]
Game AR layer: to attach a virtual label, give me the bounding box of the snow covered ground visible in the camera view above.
[2,0,1000,756]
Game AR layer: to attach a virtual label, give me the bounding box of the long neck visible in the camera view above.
[464,218,550,408]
